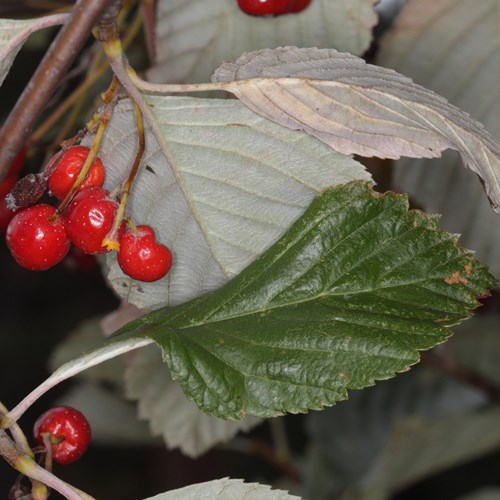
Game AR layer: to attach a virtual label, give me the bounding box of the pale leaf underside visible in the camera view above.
[95,97,369,309]
[144,478,301,500]
[147,0,377,85]
[125,346,261,457]
[213,47,500,213]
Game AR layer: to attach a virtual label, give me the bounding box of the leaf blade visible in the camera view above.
[147,0,377,85]
[213,47,500,213]
[108,182,496,419]
[94,96,369,309]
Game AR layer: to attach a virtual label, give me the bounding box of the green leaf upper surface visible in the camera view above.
[109,182,496,419]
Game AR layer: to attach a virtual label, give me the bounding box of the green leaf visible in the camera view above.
[125,345,262,457]
[108,181,496,419]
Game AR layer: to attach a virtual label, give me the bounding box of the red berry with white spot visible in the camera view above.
[33,406,91,465]
[237,0,288,16]
[65,187,118,254]
[6,204,70,270]
[48,146,105,200]
[117,225,173,282]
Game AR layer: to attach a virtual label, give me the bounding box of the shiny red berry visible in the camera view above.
[33,406,91,465]
[6,204,70,270]
[117,225,173,282]
[285,0,311,13]
[48,146,105,200]
[237,0,288,16]
[65,187,118,254]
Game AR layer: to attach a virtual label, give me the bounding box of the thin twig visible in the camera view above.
[0,0,117,181]
[0,430,94,500]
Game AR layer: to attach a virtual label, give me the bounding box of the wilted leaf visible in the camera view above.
[213,46,500,213]
[147,0,377,85]
[377,0,500,276]
[104,182,495,419]
[143,478,301,500]
[93,96,369,309]
[125,345,261,457]
[0,14,68,88]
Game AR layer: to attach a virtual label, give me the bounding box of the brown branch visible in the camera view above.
[0,0,117,181]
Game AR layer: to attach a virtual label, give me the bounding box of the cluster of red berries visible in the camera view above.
[237,0,312,16]
[3,146,173,282]
[33,406,91,465]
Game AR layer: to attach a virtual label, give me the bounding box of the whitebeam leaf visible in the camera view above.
[147,0,377,85]
[125,346,261,457]
[377,0,500,275]
[94,97,369,309]
[143,478,301,500]
[0,14,68,87]
[213,47,500,213]
[105,182,496,419]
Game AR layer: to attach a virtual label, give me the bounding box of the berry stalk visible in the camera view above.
[0,430,93,500]
[54,101,114,216]
[102,100,145,251]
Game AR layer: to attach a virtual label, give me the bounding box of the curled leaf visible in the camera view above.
[213,47,500,213]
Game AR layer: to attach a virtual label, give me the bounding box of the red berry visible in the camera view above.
[33,406,91,465]
[237,0,289,16]
[6,204,70,270]
[285,0,311,13]
[65,187,119,254]
[48,146,105,200]
[117,225,173,282]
